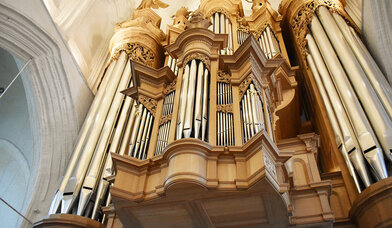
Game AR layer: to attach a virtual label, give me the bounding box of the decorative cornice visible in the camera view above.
[122,61,176,100]
[166,27,227,67]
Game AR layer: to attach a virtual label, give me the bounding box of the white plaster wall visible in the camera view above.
[0,0,93,227]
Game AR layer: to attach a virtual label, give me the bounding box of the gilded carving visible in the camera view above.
[159,113,172,125]
[206,8,232,19]
[239,75,253,100]
[126,43,155,67]
[139,95,158,116]
[163,79,177,95]
[217,71,231,83]
[290,0,354,58]
[217,104,233,113]
[109,43,155,67]
[183,53,211,71]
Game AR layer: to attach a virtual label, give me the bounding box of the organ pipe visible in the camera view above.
[60,51,128,214]
[177,59,209,141]
[317,7,392,164]
[78,59,133,215]
[306,34,371,188]
[310,14,388,180]
[48,54,117,215]
[306,53,367,191]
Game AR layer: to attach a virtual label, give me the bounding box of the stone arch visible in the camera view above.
[0,3,90,226]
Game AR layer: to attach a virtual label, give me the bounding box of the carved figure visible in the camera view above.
[136,0,169,10]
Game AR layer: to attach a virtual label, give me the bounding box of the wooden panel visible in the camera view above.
[201,195,268,227]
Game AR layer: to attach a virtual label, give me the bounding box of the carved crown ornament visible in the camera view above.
[182,53,211,71]
[280,0,358,59]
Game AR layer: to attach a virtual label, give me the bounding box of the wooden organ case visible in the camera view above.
[36,0,392,228]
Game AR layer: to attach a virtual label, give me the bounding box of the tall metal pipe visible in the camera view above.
[49,56,117,214]
[177,63,190,139]
[78,59,133,215]
[306,52,370,188]
[119,103,137,155]
[311,15,388,180]
[128,104,143,154]
[318,7,392,163]
[109,97,134,154]
[202,68,209,141]
[184,60,197,138]
[194,62,204,139]
[333,14,392,120]
[60,52,128,214]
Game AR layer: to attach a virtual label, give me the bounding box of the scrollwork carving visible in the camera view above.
[239,75,253,100]
[110,43,155,67]
[159,113,172,125]
[217,71,231,83]
[183,53,211,71]
[291,0,355,59]
[216,104,233,113]
[163,79,177,95]
[139,95,158,116]
[206,8,232,19]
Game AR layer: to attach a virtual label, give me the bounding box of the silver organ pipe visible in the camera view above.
[306,34,371,188]
[177,63,190,140]
[317,7,392,164]
[167,54,179,77]
[210,11,233,55]
[306,53,366,191]
[240,83,265,143]
[177,59,210,141]
[155,91,175,155]
[119,102,138,155]
[59,51,129,214]
[48,53,118,215]
[128,105,154,160]
[78,59,134,215]
[257,26,280,59]
[217,80,234,146]
[310,13,389,180]
[237,29,249,45]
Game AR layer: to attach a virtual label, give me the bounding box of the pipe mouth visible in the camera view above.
[363,145,377,154]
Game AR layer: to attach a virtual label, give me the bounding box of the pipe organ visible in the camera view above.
[40,0,392,228]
